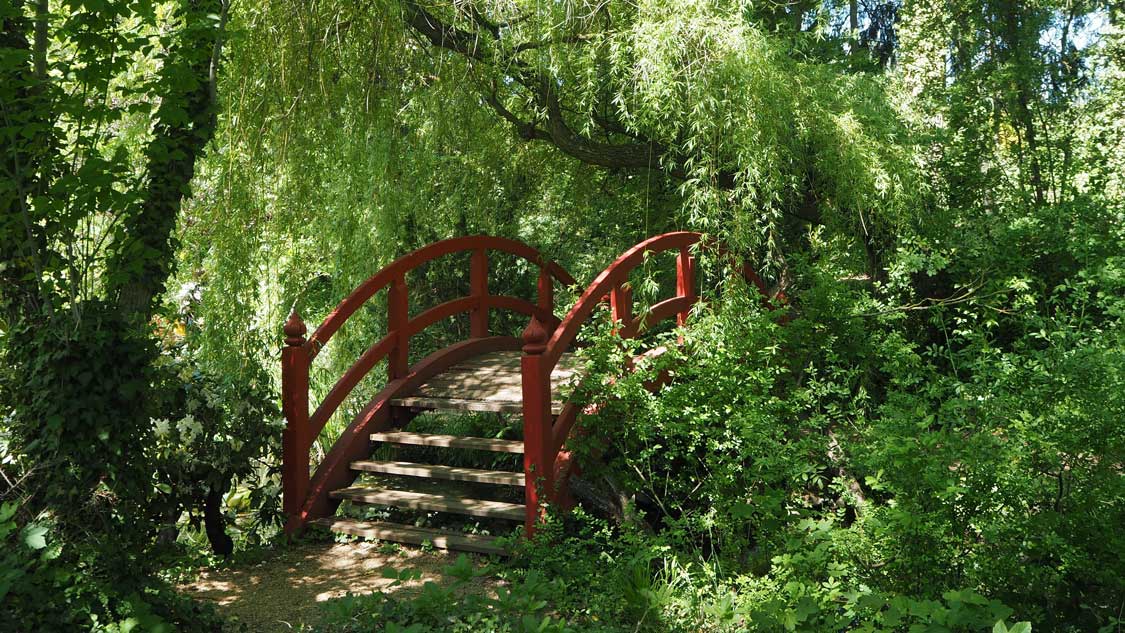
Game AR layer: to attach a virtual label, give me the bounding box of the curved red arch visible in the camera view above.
[282,236,576,533]
[307,235,576,357]
[283,232,778,537]
[541,231,700,370]
[519,231,777,535]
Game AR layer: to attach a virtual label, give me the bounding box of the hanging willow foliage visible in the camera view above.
[178,0,923,416]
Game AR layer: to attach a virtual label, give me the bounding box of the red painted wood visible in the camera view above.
[676,246,696,327]
[283,231,778,539]
[308,295,555,436]
[387,276,409,381]
[611,284,632,325]
[405,296,479,338]
[306,236,575,357]
[289,336,524,533]
[541,231,700,371]
[470,248,489,337]
[519,320,552,537]
[552,450,577,511]
[550,403,578,455]
[537,267,554,314]
[282,235,575,536]
[620,296,694,338]
[527,231,777,530]
[308,334,396,436]
[281,311,310,529]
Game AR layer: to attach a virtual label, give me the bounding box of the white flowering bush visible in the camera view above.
[149,333,283,555]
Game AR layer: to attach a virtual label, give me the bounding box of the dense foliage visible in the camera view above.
[2,0,1123,631]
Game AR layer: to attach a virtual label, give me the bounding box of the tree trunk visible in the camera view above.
[105,0,226,323]
[204,481,234,557]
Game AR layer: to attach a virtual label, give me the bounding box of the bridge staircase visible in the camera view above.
[280,233,771,554]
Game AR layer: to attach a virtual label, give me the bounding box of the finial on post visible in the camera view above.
[284,310,307,347]
[522,315,549,355]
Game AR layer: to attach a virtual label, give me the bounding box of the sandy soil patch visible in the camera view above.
[180,541,495,632]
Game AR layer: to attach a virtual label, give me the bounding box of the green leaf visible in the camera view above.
[23,524,48,550]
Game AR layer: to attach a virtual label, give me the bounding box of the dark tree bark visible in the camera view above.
[996,2,1046,205]
[106,0,228,323]
[0,1,54,317]
[204,480,234,557]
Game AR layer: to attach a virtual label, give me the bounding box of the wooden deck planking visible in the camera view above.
[311,518,507,555]
[350,460,525,486]
[390,350,581,414]
[330,486,525,520]
[369,431,525,453]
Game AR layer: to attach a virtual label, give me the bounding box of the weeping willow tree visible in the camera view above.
[179,0,922,417]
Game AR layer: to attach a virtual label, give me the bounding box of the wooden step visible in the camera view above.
[311,517,507,556]
[392,395,565,414]
[389,350,579,414]
[370,431,524,453]
[330,486,525,521]
[350,460,525,486]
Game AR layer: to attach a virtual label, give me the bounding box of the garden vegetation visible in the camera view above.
[1,0,1122,631]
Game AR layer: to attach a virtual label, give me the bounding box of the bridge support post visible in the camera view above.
[388,276,409,380]
[611,284,632,329]
[282,310,311,534]
[676,246,696,327]
[470,248,489,337]
[520,315,553,538]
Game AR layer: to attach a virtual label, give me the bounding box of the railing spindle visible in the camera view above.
[676,246,696,326]
[536,267,554,314]
[387,275,409,380]
[611,283,632,325]
[281,310,310,531]
[470,248,489,337]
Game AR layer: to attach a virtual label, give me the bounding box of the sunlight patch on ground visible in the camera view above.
[179,541,493,632]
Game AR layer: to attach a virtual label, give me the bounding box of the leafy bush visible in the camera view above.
[1,303,164,559]
[0,502,228,632]
[150,311,284,554]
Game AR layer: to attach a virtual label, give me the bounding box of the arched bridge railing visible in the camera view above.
[517,231,774,534]
[281,236,575,532]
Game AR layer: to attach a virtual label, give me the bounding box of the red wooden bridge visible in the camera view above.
[280,232,771,554]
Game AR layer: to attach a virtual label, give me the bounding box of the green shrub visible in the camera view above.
[0,502,229,632]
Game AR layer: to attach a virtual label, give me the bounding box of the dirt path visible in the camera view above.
[180,541,495,632]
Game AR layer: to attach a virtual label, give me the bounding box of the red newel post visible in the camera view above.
[520,314,553,537]
[470,248,489,337]
[282,310,310,532]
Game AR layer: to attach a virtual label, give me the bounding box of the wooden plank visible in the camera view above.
[330,486,525,520]
[350,460,525,486]
[370,432,524,453]
[311,518,507,556]
[392,395,564,414]
[389,351,579,413]
[411,382,524,400]
[433,350,581,375]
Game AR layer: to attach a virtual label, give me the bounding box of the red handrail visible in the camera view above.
[281,236,575,532]
[517,231,774,535]
[306,236,575,358]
